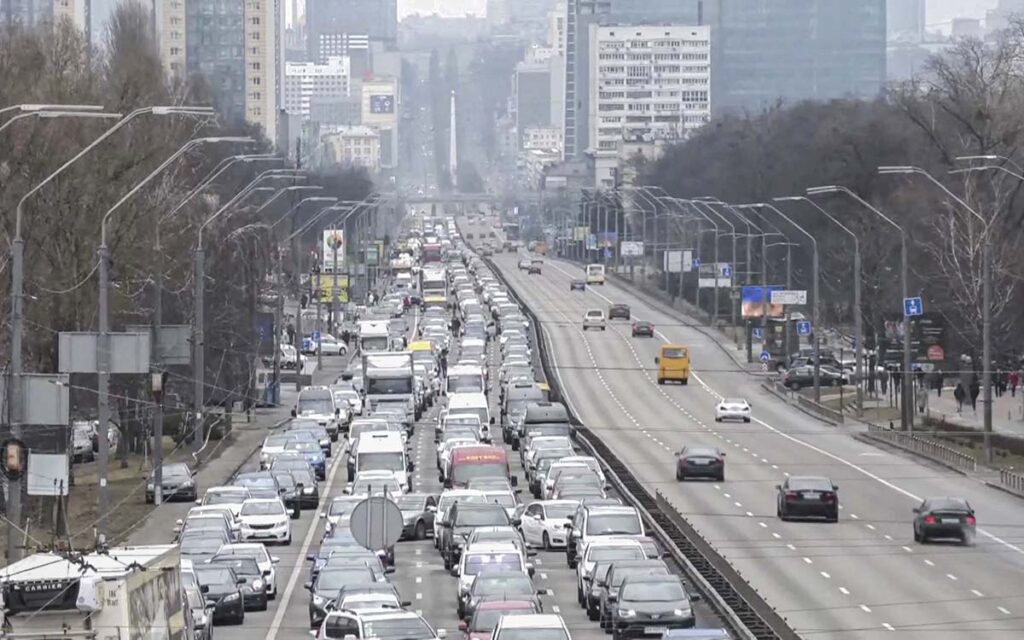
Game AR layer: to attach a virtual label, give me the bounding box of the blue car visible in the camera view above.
[286,442,326,480]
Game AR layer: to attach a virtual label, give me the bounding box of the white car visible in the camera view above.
[715,397,752,422]
[336,592,406,612]
[582,309,606,331]
[332,387,363,416]
[215,542,281,599]
[237,498,293,545]
[196,486,251,518]
[317,333,349,356]
[519,500,579,549]
[258,433,292,470]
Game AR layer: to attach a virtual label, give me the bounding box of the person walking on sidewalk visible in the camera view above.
[1011,370,1020,398]
[954,382,966,413]
[970,379,980,412]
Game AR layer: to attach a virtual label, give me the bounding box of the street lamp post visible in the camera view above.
[878,166,990,451]
[96,136,249,518]
[0,109,121,134]
[807,184,912,430]
[674,199,722,326]
[7,105,214,559]
[776,196,864,417]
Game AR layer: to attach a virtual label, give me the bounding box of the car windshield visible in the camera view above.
[236,475,276,488]
[453,462,506,484]
[367,378,414,395]
[724,398,746,405]
[449,375,484,392]
[612,566,669,587]
[484,492,516,508]
[927,498,971,512]
[352,479,401,494]
[360,617,435,640]
[264,435,291,448]
[194,567,234,586]
[621,581,686,602]
[317,568,375,590]
[288,442,321,454]
[471,608,533,632]
[359,452,405,471]
[394,496,426,510]
[274,474,296,489]
[438,494,486,511]
[206,491,246,505]
[684,448,719,458]
[455,507,509,526]
[329,499,361,516]
[241,501,285,516]
[787,478,833,492]
[475,575,533,595]
[210,557,260,577]
[587,513,642,535]
[464,553,523,575]
[298,397,333,414]
[544,504,577,519]
[161,465,190,480]
[662,348,687,359]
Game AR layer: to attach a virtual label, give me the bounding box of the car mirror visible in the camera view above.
[385,566,396,575]
[306,554,316,561]
[654,357,660,364]
[775,484,782,491]
[427,505,437,513]
[194,499,202,505]
[437,630,448,639]
[237,577,247,585]
[271,556,280,563]
[205,602,217,611]
[832,485,839,491]
[320,511,327,518]
[527,550,538,557]
[563,522,573,529]
[511,517,522,527]
[291,409,297,418]
[912,507,920,514]
[572,530,582,539]
[401,600,413,607]
[200,585,210,594]
[289,509,298,518]
[510,475,518,487]
[336,408,341,416]
[690,593,702,602]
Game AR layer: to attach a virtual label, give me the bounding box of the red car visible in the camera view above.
[631,320,654,337]
[459,599,540,640]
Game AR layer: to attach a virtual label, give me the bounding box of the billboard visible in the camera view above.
[741,285,785,319]
[573,226,589,241]
[620,241,644,257]
[370,94,395,114]
[698,263,732,288]
[323,229,344,270]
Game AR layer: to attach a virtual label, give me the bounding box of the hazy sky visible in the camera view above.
[927,0,998,29]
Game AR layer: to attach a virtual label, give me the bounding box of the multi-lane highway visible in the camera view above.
[473,231,1024,638]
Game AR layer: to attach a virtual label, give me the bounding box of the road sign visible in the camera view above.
[770,290,808,305]
[311,331,321,341]
[620,241,644,257]
[903,296,923,317]
[350,495,404,551]
[927,344,945,361]
[752,327,763,340]
[603,247,612,259]
[721,265,733,278]
[759,351,771,363]
[692,258,701,268]
[796,320,812,336]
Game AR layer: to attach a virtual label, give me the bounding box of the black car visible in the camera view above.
[913,497,976,545]
[194,565,246,625]
[570,279,586,291]
[304,566,379,627]
[610,575,697,638]
[145,463,196,503]
[675,446,725,481]
[597,560,671,630]
[440,502,511,570]
[631,321,654,337]
[608,304,631,320]
[291,468,320,508]
[209,556,268,611]
[777,476,839,522]
[271,471,303,518]
[783,365,846,390]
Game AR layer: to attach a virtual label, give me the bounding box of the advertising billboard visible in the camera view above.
[741,285,785,319]
[370,94,395,114]
[322,229,344,271]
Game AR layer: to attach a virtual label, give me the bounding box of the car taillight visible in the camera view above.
[822,492,835,502]
[924,515,936,524]
[785,491,800,500]
[966,515,976,526]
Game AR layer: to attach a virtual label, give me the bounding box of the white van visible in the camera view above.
[586,263,606,285]
[354,432,412,492]
[446,364,486,395]
[446,393,492,441]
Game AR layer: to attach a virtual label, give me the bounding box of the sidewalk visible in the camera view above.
[920,386,1024,437]
[123,355,351,546]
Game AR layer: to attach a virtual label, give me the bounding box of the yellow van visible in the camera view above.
[655,344,690,385]
[586,264,606,285]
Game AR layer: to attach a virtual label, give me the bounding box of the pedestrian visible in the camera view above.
[954,382,965,413]
[879,367,890,396]
[1011,370,1020,398]
[970,379,980,412]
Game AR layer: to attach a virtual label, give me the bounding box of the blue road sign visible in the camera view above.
[312,330,321,341]
[752,327,764,340]
[603,248,612,259]
[759,351,772,363]
[796,320,812,336]
[903,297,923,318]
[722,264,733,278]
[692,258,701,268]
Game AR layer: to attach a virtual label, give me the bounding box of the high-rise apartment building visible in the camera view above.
[244,0,284,145]
[2,0,90,37]
[588,23,710,188]
[562,0,610,160]
[704,0,886,112]
[548,2,565,56]
[284,55,350,119]
[515,59,552,149]
[305,0,396,61]
[361,76,399,169]
[155,0,186,79]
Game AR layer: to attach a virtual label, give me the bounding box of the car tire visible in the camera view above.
[415,521,427,540]
[145,495,154,505]
[743,417,751,423]
[657,378,664,385]
[913,526,921,543]
[681,378,688,385]
[827,513,838,523]
[715,417,722,422]
[676,469,684,481]
[789,382,801,391]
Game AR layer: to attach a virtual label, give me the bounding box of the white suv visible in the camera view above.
[582,309,606,331]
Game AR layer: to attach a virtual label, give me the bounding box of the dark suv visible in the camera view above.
[439,502,512,570]
[608,304,631,320]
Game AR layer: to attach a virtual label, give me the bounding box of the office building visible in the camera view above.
[549,2,565,56]
[2,0,89,37]
[361,76,399,169]
[523,126,563,151]
[323,125,381,170]
[562,0,610,159]
[514,59,552,150]
[305,0,396,61]
[284,56,350,119]
[245,0,284,145]
[181,0,247,124]
[887,0,925,43]
[704,0,886,112]
[587,23,710,188]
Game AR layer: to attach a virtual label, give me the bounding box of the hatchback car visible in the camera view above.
[675,447,725,482]
[570,279,586,291]
[912,497,976,545]
[583,309,607,331]
[777,476,839,522]
[714,398,751,423]
[631,321,654,337]
[608,304,631,320]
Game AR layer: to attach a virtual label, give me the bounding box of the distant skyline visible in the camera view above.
[398,0,487,19]
[927,0,998,31]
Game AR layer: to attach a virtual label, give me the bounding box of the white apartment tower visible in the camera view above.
[588,23,710,187]
[284,56,351,119]
[245,0,284,144]
[52,0,90,36]
[153,0,185,79]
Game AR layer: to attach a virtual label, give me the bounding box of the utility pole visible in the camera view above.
[96,243,111,539]
[152,225,165,505]
[192,247,205,452]
[273,250,284,407]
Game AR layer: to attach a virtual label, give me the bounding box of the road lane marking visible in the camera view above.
[859,604,872,613]
[946,574,958,581]
[839,587,850,595]
[998,606,1012,614]
[882,623,895,631]
[972,589,985,597]
[924,559,935,566]
[772,532,781,539]
[803,557,813,564]
[820,571,830,578]
[264,447,345,640]
[901,546,913,553]
[786,544,797,551]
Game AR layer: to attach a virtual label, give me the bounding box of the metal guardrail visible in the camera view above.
[1000,468,1024,494]
[760,378,845,424]
[863,423,978,472]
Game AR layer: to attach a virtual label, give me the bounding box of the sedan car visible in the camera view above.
[284,441,326,480]
[145,462,196,503]
[608,304,630,320]
[394,493,438,540]
[208,556,268,611]
[570,279,586,291]
[675,446,725,482]
[609,575,697,637]
[194,565,245,625]
[777,476,839,522]
[912,497,976,545]
[518,259,532,271]
[631,321,654,337]
[460,599,540,640]
[715,398,751,423]
[528,262,542,275]
[237,498,293,544]
[461,571,546,622]
[519,500,578,549]
[582,309,607,331]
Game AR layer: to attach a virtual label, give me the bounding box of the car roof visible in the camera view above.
[477,599,537,610]
[497,614,565,628]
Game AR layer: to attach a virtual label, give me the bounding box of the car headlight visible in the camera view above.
[618,609,636,618]
[673,608,690,617]
[182,479,194,487]
[223,593,240,602]
[252,579,264,590]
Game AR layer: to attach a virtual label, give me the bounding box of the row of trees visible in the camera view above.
[640,21,1024,361]
[0,5,372,440]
